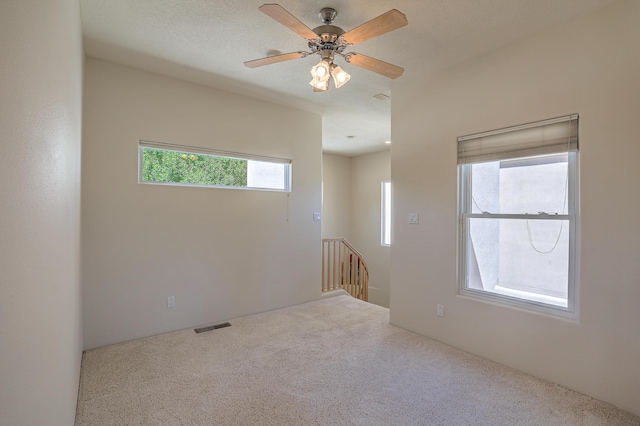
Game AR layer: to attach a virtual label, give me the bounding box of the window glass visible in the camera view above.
[247,160,287,190]
[467,217,570,308]
[382,181,391,246]
[470,155,568,215]
[459,152,578,316]
[139,141,291,192]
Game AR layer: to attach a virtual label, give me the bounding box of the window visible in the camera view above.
[382,180,391,246]
[457,115,579,316]
[139,140,291,192]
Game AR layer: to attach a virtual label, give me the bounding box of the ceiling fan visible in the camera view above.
[244,4,408,92]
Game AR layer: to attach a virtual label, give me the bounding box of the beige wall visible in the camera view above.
[350,151,391,307]
[391,0,640,416]
[82,59,322,349]
[0,1,83,424]
[322,153,352,240]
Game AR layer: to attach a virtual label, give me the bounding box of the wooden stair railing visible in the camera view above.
[322,238,369,301]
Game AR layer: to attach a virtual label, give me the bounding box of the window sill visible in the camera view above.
[457,288,579,322]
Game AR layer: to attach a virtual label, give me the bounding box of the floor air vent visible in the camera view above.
[194,322,231,334]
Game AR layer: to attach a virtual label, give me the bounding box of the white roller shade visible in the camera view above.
[458,114,578,165]
[139,140,291,164]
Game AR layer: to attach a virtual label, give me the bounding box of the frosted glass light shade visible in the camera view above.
[330,65,350,88]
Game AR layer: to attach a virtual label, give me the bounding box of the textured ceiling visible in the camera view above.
[80,0,618,156]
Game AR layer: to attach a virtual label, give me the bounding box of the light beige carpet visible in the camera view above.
[75,294,640,425]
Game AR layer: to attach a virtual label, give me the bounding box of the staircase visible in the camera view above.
[322,238,368,301]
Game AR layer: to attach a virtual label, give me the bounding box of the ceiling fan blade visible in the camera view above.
[345,53,404,79]
[342,9,408,45]
[259,4,317,40]
[244,51,307,68]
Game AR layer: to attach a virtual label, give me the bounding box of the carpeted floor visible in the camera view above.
[75,294,640,425]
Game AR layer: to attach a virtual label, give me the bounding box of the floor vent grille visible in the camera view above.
[194,322,231,334]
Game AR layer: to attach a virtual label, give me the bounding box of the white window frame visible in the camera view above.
[381,180,391,246]
[138,140,292,192]
[456,115,579,318]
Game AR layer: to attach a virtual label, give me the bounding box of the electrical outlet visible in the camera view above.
[167,296,175,308]
[437,304,444,317]
[409,213,419,224]
[313,212,321,221]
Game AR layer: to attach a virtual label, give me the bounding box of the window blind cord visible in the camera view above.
[472,196,489,214]
[525,120,572,254]
[526,218,564,254]
[525,175,567,254]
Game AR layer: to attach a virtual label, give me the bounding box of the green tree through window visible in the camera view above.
[142,148,248,186]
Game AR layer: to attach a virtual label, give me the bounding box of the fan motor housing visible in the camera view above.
[312,24,344,42]
[308,8,349,54]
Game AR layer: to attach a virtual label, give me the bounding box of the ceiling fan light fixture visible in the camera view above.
[310,60,331,82]
[309,72,330,91]
[312,79,330,92]
[330,64,350,88]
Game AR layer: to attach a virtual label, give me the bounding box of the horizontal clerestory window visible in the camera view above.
[138,140,291,192]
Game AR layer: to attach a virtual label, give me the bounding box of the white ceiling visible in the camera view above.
[80,0,617,156]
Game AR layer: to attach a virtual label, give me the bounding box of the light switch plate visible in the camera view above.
[408,213,419,224]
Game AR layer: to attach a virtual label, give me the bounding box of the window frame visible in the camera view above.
[138,140,292,192]
[456,121,579,319]
[381,180,391,247]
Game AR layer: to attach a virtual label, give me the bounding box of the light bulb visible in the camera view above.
[311,61,330,82]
